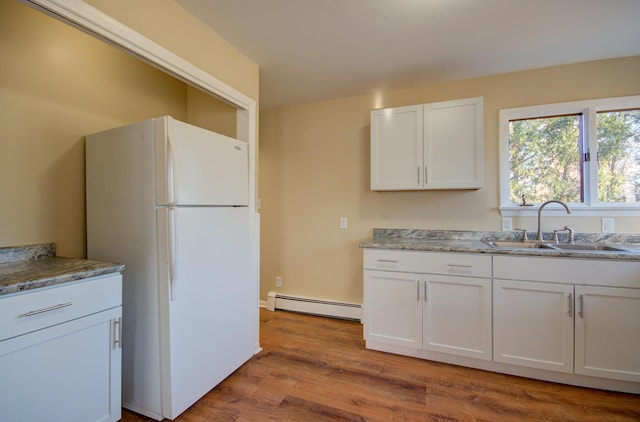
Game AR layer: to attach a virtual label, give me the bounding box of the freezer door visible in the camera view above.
[156,206,255,420]
[155,117,249,206]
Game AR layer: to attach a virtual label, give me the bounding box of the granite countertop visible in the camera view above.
[0,243,125,296]
[360,229,640,261]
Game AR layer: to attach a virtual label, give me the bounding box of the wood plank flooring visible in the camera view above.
[122,308,640,421]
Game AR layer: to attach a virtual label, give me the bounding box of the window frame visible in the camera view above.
[499,95,640,217]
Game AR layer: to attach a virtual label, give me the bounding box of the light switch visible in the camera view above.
[340,217,348,229]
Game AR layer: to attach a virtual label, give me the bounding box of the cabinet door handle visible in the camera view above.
[377,259,399,263]
[424,165,428,184]
[567,293,573,317]
[417,165,420,184]
[417,283,420,302]
[113,317,122,349]
[24,302,72,317]
[578,294,584,319]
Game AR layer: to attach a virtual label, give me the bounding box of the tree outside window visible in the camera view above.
[597,110,640,203]
[509,115,582,204]
[503,98,640,210]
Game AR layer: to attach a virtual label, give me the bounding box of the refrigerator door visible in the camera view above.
[156,206,255,420]
[155,116,249,206]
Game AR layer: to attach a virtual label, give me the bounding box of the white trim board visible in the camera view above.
[20,0,253,110]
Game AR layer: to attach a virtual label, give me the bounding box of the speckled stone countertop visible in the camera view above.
[0,243,125,296]
[360,229,640,261]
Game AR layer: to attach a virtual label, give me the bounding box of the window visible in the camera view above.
[597,109,640,203]
[499,95,640,216]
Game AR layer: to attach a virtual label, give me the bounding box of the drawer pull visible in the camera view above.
[447,263,472,268]
[24,302,72,317]
[377,259,399,263]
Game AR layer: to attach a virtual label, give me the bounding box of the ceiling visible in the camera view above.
[176,0,640,110]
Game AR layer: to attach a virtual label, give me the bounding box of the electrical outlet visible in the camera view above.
[275,276,283,288]
[340,217,348,229]
[601,218,614,233]
[502,217,513,231]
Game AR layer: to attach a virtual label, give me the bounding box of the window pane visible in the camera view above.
[597,109,640,203]
[508,115,582,204]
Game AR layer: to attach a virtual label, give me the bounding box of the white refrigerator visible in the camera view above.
[86,116,257,420]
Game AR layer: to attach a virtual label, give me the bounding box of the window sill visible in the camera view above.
[499,205,640,218]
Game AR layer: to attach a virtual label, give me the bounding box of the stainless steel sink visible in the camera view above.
[483,240,636,252]
[482,240,555,249]
[547,243,635,252]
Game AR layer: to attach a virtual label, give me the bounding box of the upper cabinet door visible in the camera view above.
[370,105,423,190]
[424,97,483,189]
[370,97,483,191]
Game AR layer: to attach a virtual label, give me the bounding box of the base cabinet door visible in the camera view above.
[0,307,122,422]
[493,279,574,373]
[574,285,640,382]
[364,270,422,348]
[423,275,492,359]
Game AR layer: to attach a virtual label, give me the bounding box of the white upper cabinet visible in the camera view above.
[371,97,483,191]
[370,105,423,190]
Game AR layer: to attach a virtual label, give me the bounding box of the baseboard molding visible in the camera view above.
[266,291,361,321]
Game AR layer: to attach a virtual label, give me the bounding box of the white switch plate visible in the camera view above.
[339,217,348,229]
[502,217,513,231]
[275,276,283,288]
[601,218,614,233]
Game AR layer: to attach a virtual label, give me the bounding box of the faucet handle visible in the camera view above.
[564,226,575,244]
[514,228,529,242]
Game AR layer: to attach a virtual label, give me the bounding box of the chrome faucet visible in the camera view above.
[537,200,571,241]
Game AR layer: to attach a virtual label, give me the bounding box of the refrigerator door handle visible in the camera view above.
[167,136,176,205]
[168,207,177,300]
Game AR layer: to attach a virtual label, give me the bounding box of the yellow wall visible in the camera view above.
[0,0,256,258]
[186,86,237,138]
[259,56,640,304]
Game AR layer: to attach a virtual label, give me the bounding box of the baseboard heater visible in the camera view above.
[266,291,361,321]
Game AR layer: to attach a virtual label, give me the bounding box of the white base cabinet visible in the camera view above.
[424,274,491,360]
[493,256,640,384]
[493,279,574,373]
[364,270,422,349]
[0,274,122,422]
[363,250,492,360]
[574,285,640,382]
[364,249,640,394]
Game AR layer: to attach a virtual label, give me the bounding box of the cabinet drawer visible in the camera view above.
[0,273,122,341]
[493,256,640,288]
[364,249,491,278]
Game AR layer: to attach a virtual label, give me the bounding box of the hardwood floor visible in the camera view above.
[122,308,640,421]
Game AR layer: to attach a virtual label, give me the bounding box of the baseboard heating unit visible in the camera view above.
[266,291,361,321]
